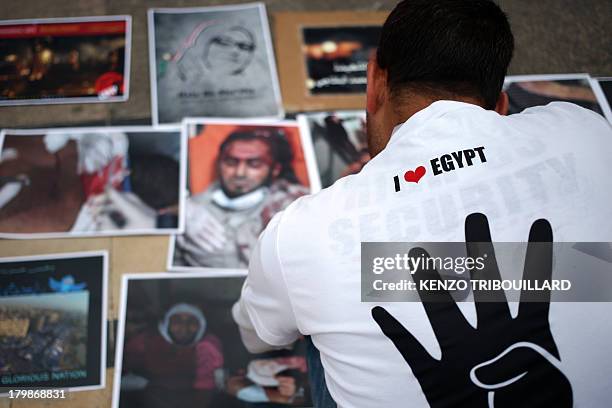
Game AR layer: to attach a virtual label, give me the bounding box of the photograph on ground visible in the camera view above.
[302,25,380,95]
[149,3,283,124]
[114,272,312,408]
[298,110,369,188]
[504,74,611,120]
[595,77,612,121]
[0,16,130,105]
[0,252,107,391]
[170,119,319,270]
[0,126,185,238]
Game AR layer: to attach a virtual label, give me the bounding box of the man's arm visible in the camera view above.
[232,212,300,353]
[232,301,286,353]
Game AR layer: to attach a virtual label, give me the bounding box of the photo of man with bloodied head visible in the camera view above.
[171,120,318,270]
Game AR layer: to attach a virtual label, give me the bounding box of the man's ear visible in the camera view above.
[495,91,509,115]
[366,54,387,115]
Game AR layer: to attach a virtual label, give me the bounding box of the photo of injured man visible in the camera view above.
[504,74,610,118]
[114,273,311,408]
[0,127,184,238]
[170,120,318,270]
[298,111,369,188]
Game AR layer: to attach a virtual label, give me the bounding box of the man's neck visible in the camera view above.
[386,94,486,134]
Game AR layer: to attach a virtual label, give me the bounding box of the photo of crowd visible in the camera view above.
[504,74,609,118]
[170,119,318,270]
[0,252,106,390]
[298,110,369,188]
[114,273,311,408]
[0,127,184,238]
[0,16,130,105]
[302,26,380,95]
[149,4,283,124]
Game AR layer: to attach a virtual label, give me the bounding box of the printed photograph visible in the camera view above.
[0,126,185,238]
[302,26,381,95]
[0,252,107,391]
[149,3,283,124]
[504,74,611,118]
[113,272,312,408]
[595,77,612,122]
[170,119,319,270]
[298,110,369,188]
[0,16,130,106]
[597,77,612,104]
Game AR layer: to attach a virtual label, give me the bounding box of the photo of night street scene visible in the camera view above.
[0,18,129,105]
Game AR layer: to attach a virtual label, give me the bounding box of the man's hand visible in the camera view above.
[72,188,156,232]
[93,188,156,230]
[276,375,297,397]
[225,371,249,396]
[372,213,572,407]
[176,199,228,261]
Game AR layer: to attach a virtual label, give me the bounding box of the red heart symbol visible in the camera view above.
[404,166,426,183]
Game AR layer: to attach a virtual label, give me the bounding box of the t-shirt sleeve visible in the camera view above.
[232,212,300,347]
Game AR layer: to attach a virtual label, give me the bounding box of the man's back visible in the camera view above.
[257,101,612,407]
[232,1,611,405]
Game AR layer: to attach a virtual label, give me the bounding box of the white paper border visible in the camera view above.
[167,117,320,273]
[504,73,611,122]
[0,125,186,239]
[0,250,109,394]
[0,15,132,107]
[148,2,284,125]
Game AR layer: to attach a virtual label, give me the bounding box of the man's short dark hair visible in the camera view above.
[219,129,299,183]
[377,0,514,109]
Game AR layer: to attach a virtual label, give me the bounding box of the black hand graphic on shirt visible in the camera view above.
[372,213,572,408]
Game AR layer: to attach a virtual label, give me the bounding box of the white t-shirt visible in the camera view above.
[233,101,612,407]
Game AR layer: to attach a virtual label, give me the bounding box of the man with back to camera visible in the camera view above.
[174,128,308,269]
[231,0,612,407]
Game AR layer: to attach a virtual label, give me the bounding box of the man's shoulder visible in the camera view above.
[511,102,610,133]
[190,185,215,203]
[276,173,363,232]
